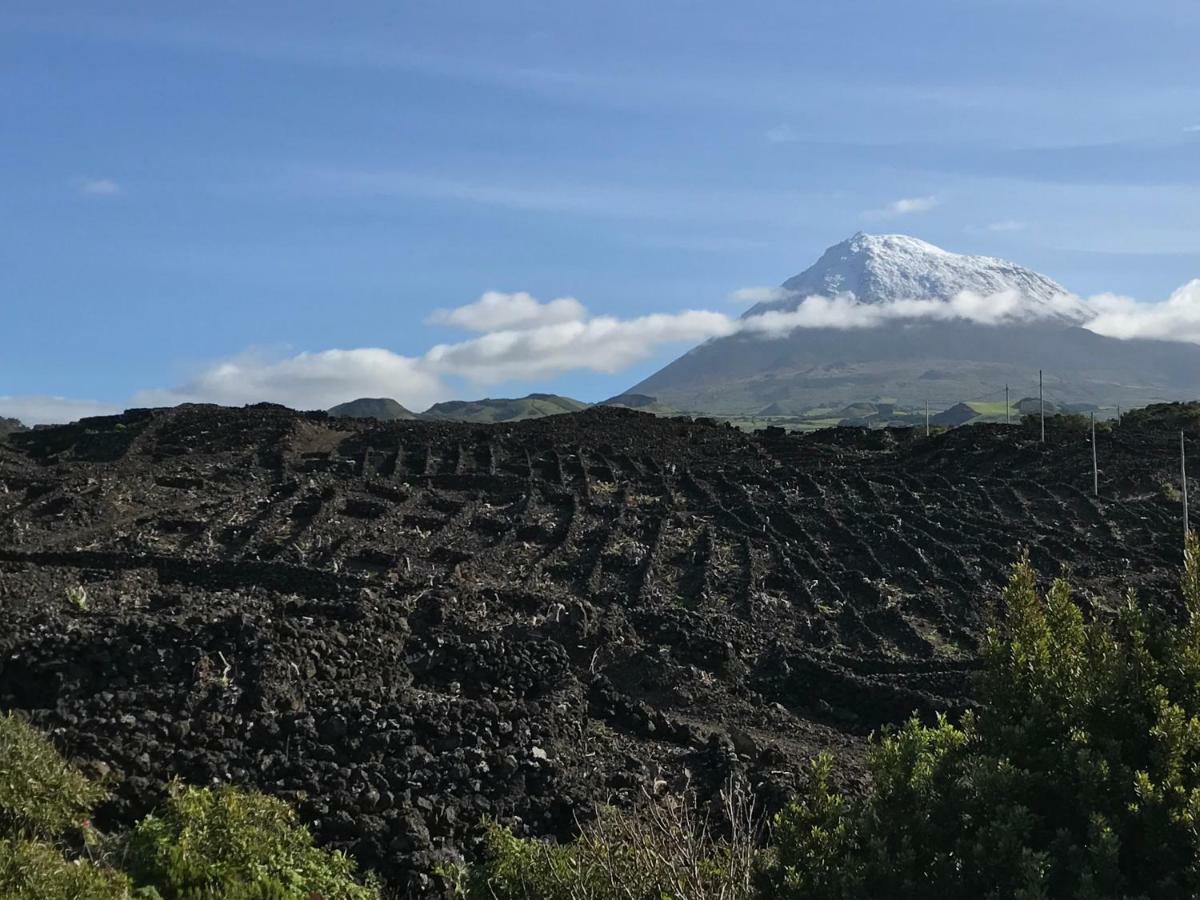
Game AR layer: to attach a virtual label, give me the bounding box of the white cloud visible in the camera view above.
[0,395,120,426]
[132,348,450,412]
[76,177,121,196]
[423,310,736,383]
[863,195,939,220]
[1184,125,1200,133]
[1084,280,1200,343]
[986,219,1026,232]
[427,291,586,332]
[728,286,790,305]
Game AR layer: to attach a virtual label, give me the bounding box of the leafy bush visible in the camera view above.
[125,781,377,900]
[0,711,106,840]
[0,838,131,900]
[1119,402,1200,433]
[454,786,756,900]
[760,535,1200,900]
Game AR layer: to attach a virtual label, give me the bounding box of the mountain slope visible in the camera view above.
[632,233,1200,414]
[421,393,589,423]
[598,393,680,416]
[328,398,419,420]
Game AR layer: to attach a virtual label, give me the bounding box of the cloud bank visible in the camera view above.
[7,279,1200,425]
[132,348,448,413]
[1086,280,1200,343]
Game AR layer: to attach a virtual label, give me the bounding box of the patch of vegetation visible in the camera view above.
[66,584,89,610]
[422,394,590,424]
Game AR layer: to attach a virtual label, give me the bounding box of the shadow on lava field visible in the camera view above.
[0,403,1189,892]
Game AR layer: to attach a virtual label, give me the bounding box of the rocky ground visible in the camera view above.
[0,404,1191,894]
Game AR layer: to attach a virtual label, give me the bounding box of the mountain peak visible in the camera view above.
[745,233,1071,316]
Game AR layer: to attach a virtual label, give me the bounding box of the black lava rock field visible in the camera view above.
[0,404,1192,894]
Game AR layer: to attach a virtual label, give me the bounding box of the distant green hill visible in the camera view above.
[598,393,679,416]
[328,398,419,420]
[421,393,589,423]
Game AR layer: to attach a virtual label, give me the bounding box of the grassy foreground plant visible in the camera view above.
[453,784,756,900]
[0,711,106,840]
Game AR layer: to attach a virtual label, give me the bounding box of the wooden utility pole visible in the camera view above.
[1091,412,1098,497]
[925,400,930,437]
[1184,431,1190,550]
[1005,384,1010,425]
[1039,370,1045,442]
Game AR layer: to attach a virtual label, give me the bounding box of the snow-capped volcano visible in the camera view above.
[746,232,1080,321]
[629,233,1200,416]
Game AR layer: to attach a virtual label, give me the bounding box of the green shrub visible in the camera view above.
[125,781,378,900]
[455,787,756,900]
[0,711,106,840]
[760,535,1200,900]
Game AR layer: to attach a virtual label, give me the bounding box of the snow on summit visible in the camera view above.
[746,233,1082,322]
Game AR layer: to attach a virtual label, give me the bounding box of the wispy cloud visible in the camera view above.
[862,195,939,220]
[1184,125,1200,133]
[290,166,818,225]
[75,177,121,196]
[985,219,1027,232]
[765,124,800,144]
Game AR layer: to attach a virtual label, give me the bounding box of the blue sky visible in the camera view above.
[3,1,1199,422]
